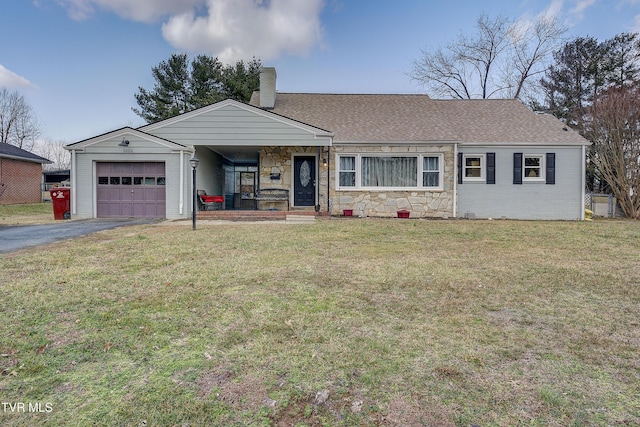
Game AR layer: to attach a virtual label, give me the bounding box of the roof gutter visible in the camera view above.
[0,154,52,164]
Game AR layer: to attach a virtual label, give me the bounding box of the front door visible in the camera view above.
[293,156,316,207]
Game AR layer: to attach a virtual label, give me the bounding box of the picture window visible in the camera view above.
[336,154,443,190]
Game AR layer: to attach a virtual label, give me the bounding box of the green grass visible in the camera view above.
[0,203,55,225]
[1,217,639,426]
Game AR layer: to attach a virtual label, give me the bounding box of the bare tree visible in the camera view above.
[33,139,71,171]
[410,13,566,100]
[0,88,41,150]
[587,85,640,219]
[509,14,568,100]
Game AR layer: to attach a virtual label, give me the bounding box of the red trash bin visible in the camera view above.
[50,187,71,220]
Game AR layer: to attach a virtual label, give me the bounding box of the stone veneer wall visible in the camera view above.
[329,144,455,218]
[259,146,329,211]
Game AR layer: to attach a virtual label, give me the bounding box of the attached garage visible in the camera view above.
[65,127,194,220]
[96,162,166,218]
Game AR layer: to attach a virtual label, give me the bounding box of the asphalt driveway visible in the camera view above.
[0,219,159,254]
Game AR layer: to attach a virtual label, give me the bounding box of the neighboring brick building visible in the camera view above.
[0,144,51,205]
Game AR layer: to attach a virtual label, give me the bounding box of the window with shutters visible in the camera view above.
[523,155,544,181]
[462,154,485,182]
[514,153,555,184]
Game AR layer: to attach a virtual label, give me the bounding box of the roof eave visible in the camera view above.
[0,154,52,164]
[459,140,592,147]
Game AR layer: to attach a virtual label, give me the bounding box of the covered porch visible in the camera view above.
[135,99,333,219]
[192,143,331,214]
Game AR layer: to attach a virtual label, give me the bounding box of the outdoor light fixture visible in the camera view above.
[323,157,328,167]
[190,156,199,230]
[189,156,200,169]
[119,138,129,146]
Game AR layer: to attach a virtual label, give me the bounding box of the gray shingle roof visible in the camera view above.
[0,143,51,163]
[249,93,589,145]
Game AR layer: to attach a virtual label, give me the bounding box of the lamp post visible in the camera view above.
[190,156,199,230]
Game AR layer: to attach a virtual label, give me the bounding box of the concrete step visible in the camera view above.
[285,215,317,223]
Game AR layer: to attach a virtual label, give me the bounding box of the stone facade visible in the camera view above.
[259,146,329,211]
[329,144,455,218]
[258,144,455,217]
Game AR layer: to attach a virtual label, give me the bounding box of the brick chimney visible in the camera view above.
[259,67,277,109]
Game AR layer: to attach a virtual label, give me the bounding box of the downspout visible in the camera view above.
[581,145,586,220]
[71,150,77,215]
[327,145,331,214]
[179,150,184,215]
[317,146,321,212]
[453,143,458,218]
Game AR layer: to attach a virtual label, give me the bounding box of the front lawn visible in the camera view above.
[0,203,55,225]
[1,219,638,426]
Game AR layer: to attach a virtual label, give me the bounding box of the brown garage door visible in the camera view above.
[96,162,166,218]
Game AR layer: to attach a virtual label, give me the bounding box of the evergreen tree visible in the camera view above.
[539,36,603,133]
[601,32,640,88]
[133,54,262,123]
[541,32,640,199]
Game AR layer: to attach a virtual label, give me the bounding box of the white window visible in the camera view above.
[524,155,544,181]
[463,154,485,182]
[423,156,440,187]
[338,156,356,187]
[336,154,443,190]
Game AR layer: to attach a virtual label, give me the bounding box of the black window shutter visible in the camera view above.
[513,153,523,184]
[457,152,463,184]
[486,152,496,184]
[546,153,556,184]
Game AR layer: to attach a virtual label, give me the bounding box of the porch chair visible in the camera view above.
[197,190,224,210]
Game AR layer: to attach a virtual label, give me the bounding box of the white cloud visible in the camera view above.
[569,0,597,19]
[55,0,204,22]
[510,0,563,40]
[544,0,565,20]
[54,0,325,63]
[0,65,34,89]
[619,0,640,32]
[161,0,325,63]
[537,0,596,28]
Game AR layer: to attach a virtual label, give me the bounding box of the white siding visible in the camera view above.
[146,104,325,146]
[72,137,190,220]
[194,147,225,196]
[457,146,584,220]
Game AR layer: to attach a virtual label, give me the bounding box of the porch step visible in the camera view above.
[286,214,317,223]
[197,210,317,222]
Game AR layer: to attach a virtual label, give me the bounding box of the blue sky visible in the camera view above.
[2,0,639,144]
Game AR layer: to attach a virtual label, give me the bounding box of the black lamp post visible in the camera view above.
[190,156,199,230]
